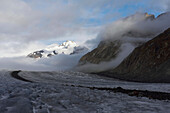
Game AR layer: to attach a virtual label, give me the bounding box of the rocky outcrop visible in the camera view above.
[27,50,44,58]
[144,13,155,20]
[101,28,170,83]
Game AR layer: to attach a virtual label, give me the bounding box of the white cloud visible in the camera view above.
[0,41,45,57]
[0,0,40,33]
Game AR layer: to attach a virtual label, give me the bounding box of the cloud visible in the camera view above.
[0,41,46,57]
[149,0,170,11]
[0,0,40,33]
[88,12,170,45]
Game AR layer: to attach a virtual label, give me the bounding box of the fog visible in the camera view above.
[75,43,135,72]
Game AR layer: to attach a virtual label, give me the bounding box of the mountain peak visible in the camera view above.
[144,13,155,20]
[27,41,88,58]
[61,40,77,47]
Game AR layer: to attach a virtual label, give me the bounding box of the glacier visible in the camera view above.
[0,70,170,113]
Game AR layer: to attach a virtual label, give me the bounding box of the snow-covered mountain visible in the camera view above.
[27,40,88,58]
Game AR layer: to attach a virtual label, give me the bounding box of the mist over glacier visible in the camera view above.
[0,53,85,71]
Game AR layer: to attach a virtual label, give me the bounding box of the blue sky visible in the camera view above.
[22,0,167,27]
[0,0,169,57]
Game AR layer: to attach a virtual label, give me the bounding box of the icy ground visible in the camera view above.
[0,71,170,113]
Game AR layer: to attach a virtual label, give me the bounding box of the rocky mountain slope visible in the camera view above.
[101,28,170,83]
[79,40,121,65]
[78,13,161,66]
[78,12,170,73]
[28,40,88,58]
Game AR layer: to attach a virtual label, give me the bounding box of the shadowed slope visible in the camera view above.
[101,28,170,83]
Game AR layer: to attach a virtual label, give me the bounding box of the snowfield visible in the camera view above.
[0,70,170,113]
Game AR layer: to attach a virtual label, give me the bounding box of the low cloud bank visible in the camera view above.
[0,54,84,71]
[75,43,135,72]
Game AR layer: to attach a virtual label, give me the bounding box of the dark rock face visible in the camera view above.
[103,28,170,83]
[78,40,121,65]
[70,46,89,55]
[27,50,44,58]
